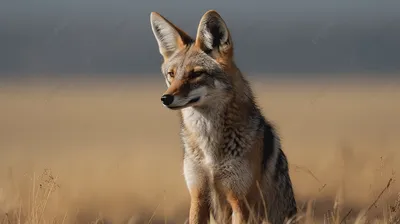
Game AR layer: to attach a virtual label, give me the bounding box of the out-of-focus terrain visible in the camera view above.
[0,77,399,223]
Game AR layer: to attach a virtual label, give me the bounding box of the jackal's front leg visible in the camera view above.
[188,187,210,224]
[184,157,210,224]
[226,191,249,224]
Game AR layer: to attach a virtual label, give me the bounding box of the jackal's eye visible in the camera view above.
[167,71,175,78]
[189,71,204,79]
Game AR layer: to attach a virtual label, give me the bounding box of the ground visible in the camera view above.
[0,76,399,223]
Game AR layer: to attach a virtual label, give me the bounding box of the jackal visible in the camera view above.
[149,10,298,224]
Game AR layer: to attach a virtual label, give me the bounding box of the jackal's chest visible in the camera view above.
[182,126,254,197]
[182,124,221,165]
[181,110,256,195]
[181,108,223,163]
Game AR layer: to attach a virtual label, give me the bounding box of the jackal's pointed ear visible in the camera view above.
[195,10,233,58]
[150,12,193,59]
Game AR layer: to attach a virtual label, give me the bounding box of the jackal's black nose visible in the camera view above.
[161,94,174,106]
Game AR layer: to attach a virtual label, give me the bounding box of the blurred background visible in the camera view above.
[1,0,400,78]
[1,1,400,224]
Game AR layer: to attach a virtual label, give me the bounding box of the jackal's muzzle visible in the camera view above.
[160,87,205,110]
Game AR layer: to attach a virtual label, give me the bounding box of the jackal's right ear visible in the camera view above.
[150,12,193,60]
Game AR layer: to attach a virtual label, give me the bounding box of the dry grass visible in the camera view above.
[0,76,399,223]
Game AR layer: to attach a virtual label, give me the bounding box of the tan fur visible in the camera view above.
[163,79,185,96]
[150,10,298,224]
[188,186,210,224]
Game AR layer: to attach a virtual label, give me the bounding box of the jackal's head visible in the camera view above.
[150,10,236,110]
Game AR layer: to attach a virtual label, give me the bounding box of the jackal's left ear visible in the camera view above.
[195,10,233,57]
[150,12,193,59]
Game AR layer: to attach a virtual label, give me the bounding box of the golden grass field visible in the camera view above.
[0,76,400,224]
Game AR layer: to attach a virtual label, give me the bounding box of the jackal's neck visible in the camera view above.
[180,84,258,139]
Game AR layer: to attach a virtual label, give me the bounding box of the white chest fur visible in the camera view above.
[181,107,222,165]
[181,107,255,196]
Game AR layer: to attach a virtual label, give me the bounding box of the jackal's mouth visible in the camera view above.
[188,96,200,104]
[167,96,201,110]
